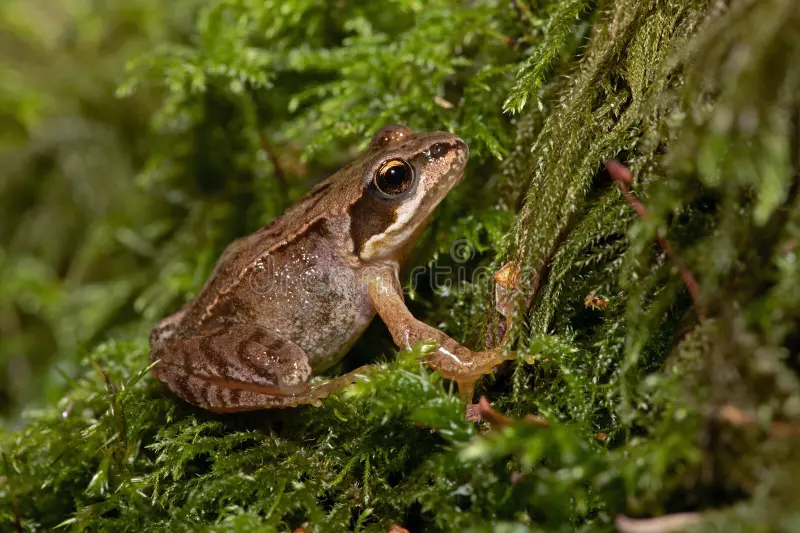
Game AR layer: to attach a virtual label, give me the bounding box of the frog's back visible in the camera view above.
[165,166,374,369]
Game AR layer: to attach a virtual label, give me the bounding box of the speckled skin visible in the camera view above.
[150,125,511,412]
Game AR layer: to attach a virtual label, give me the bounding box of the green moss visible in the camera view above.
[3,0,800,531]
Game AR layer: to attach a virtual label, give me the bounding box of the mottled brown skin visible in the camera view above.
[150,125,511,412]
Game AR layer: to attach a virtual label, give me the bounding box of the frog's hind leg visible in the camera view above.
[151,323,319,412]
[208,367,375,413]
[151,324,372,412]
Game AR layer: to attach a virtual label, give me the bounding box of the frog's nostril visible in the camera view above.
[426,142,453,160]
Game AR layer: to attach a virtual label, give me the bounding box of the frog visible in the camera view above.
[149,124,512,412]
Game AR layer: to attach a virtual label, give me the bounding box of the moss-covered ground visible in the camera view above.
[3,0,800,531]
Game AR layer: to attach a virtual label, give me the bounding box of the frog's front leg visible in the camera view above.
[150,323,363,412]
[367,266,514,401]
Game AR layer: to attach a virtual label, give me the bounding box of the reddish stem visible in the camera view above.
[259,131,288,195]
[720,404,800,438]
[605,160,706,322]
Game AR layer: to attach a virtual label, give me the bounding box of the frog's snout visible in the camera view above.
[423,137,469,163]
[452,137,468,157]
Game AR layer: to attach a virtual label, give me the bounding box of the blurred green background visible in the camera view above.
[0,0,202,418]
[4,0,800,531]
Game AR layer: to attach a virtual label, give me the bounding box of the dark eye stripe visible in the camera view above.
[348,191,398,257]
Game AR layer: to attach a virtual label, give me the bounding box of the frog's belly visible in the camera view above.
[269,264,374,371]
[244,241,375,371]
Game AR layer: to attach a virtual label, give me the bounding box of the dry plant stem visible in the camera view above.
[1,459,22,533]
[474,398,608,439]
[605,160,706,322]
[475,396,550,428]
[511,0,536,25]
[258,131,288,195]
[12,493,21,533]
[615,513,701,533]
[523,413,550,427]
[477,395,514,426]
[719,404,800,438]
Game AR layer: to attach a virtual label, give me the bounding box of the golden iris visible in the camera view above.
[375,159,413,195]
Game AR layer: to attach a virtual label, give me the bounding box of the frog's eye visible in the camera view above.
[374,159,413,196]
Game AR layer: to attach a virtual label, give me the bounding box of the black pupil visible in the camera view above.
[383,165,406,186]
[376,160,410,195]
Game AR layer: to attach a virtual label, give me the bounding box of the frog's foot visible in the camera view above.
[424,346,515,402]
[368,266,516,403]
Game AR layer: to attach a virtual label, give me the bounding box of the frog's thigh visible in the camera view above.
[151,323,315,412]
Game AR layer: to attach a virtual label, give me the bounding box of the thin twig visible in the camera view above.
[2,455,23,533]
[511,0,536,26]
[477,396,514,426]
[615,513,701,533]
[605,160,706,322]
[474,396,611,441]
[12,491,22,533]
[474,396,550,427]
[91,360,128,452]
[719,404,800,438]
[511,0,525,19]
[486,29,516,46]
[259,131,288,195]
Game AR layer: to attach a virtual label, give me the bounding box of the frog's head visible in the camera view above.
[350,124,469,261]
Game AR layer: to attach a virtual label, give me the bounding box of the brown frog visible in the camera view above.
[149,125,511,412]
